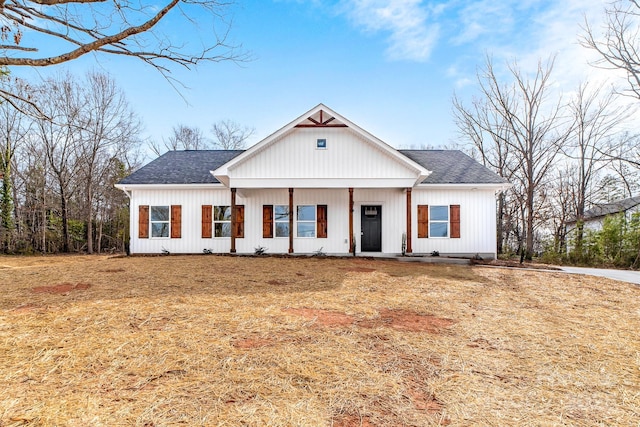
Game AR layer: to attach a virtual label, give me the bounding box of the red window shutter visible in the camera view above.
[317,205,327,238]
[417,205,429,238]
[263,205,273,238]
[235,205,245,238]
[202,205,212,238]
[171,205,182,238]
[450,205,460,238]
[138,205,149,239]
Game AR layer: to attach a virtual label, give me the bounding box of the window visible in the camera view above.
[274,205,289,237]
[430,205,449,237]
[418,205,460,239]
[297,205,316,237]
[214,206,231,237]
[139,205,181,239]
[151,206,170,238]
[316,138,327,149]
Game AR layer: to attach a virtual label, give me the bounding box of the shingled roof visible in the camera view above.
[399,150,508,184]
[118,150,244,185]
[569,196,640,223]
[118,149,507,185]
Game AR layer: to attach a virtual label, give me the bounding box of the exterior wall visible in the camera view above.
[411,188,497,258]
[128,186,498,258]
[130,186,236,254]
[230,127,417,184]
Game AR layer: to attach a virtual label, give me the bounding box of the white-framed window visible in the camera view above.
[316,138,327,149]
[297,205,316,237]
[430,205,449,237]
[214,206,231,237]
[150,206,170,238]
[274,205,289,237]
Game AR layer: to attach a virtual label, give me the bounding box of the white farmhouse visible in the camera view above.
[116,104,509,258]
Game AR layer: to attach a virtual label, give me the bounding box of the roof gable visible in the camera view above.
[212,104,431,187]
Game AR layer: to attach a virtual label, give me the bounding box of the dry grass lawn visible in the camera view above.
[0,255,639,426]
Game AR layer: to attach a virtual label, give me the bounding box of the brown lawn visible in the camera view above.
[0,255,638,426]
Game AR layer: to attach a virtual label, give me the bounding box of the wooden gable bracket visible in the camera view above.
[295,109,348,128]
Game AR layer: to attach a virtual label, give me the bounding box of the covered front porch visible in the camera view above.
[226,187,415,256]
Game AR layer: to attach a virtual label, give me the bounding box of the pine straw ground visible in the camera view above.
[0,255,639,427]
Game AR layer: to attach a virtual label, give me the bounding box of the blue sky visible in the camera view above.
[14,0,622,154]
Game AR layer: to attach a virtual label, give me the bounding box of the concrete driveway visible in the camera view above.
[559,266,640,285]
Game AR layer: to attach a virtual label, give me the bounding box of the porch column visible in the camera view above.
[288,188,294,254]
[349,188,354,254]
[406,188,412,254]
[230,188,237,253]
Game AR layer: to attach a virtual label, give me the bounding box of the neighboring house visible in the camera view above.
[566,195,640,233]
[116,104,509,258]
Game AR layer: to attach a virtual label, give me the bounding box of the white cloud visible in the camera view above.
[339,0,440,61]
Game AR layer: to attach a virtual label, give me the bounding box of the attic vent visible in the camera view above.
[364,207,378,216]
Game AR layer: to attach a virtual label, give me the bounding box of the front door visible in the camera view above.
[361,205,382,252]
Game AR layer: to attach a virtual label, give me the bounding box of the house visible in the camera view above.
[566,195,640,232]
[116,104,509,258]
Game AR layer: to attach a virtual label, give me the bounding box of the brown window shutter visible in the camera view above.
[450,205,460,238]
[263,205,273,238]
[417,205,429,238]
[317,205,328,238]
[202,205,212,238]
[235,205,245,238]
[171,205,182,238]
[138,205,149,239]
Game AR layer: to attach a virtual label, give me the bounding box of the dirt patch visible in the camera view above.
[233,337,275,349]
[360,309,455,333]
[332,414,375,427]
[31,282,91,294]
[283,308,356,327]
[267,280,288,286]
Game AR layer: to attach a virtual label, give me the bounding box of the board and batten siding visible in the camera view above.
[130,187,238,254]
[352,188,406,254]
[234,188,351,254]
[411,188,497,258]
[230,128,417,185]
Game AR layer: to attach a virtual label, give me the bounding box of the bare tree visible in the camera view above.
[150,124,208,155]
[0,77,31,250]
[454,56,571,260]
[0,0,245,105]
[211,119,253,149]
[453,92,515,254]
[31,72,83,252]
[76,71,141,253]
[565,82,633,249]
[582,1,640,99]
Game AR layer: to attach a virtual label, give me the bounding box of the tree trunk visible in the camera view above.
[60,185,70,253]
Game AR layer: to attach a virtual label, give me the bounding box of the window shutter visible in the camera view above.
[202,205,212,238]
[138,205,149,239]
[171,205,182,238]
[235,205,245,238]
[450,205,460,238]
[417,205,429,238]
[263,205,273,238]
[317,205,328,238]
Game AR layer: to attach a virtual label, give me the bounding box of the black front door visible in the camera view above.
[361,205,382,252]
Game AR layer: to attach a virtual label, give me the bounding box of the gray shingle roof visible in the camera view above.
[399,150,508,184]
[118,150,244,185]
[579,196,640,222]
[118,149,507,185]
